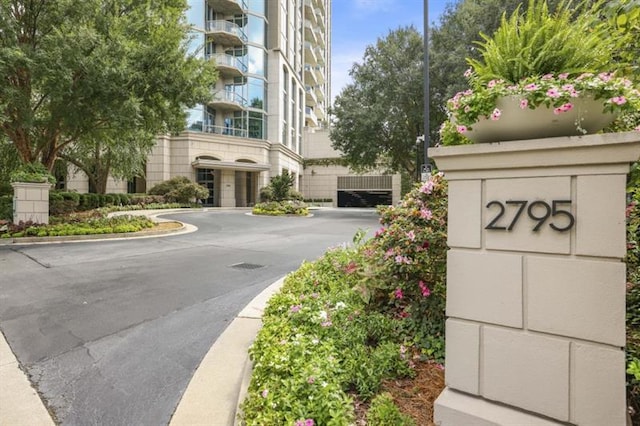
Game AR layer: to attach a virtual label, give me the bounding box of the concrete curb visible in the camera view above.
[0,331,55,426]
[170,277,286,426]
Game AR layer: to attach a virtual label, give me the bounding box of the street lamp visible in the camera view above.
[421,0,431,180]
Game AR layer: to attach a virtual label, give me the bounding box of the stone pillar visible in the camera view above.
[220,169,236,208]
[430,132,640,426]
[11,182,52,225]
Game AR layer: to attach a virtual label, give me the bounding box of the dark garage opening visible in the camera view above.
[337,190,392,208]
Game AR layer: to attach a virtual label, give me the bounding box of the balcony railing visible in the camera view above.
[305,85,318,106]
[305,106,318,126]
[206,53,247,76]
[202,124,248,138]
[210,90,247,110]
[206,20,248,45]
[304,42,318,65]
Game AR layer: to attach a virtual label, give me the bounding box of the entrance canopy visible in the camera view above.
[191,159,270,172]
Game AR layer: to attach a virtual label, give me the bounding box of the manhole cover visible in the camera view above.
[230,262,265,270]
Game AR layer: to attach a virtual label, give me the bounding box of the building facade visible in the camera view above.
[68,0,332,207]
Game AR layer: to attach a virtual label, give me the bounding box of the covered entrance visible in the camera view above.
[337,175,393,208]
[192,157,269,207]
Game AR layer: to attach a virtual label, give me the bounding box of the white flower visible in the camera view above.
[335,302,346,310]
[318,310,328,320]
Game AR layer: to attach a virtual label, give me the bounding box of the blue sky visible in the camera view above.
[330,0,450,104]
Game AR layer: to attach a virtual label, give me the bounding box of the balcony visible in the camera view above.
[315,104,326,121]
[202,124,248,138]
[314,65,325,84]
[305,106,318,127]
[314,85,325,103]
[303,0,318,26]
[305,85,317,106]
[304,21,317,44]
[315,47,325,65]
[304,64,318,86]
[207,0,246,15]
[206,20,247,46]
[209,90,247,111]
[207,53,247,77]
[304,42,317,65]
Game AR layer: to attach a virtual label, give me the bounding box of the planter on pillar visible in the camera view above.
[11,181,53,225]
[431,131,640,426]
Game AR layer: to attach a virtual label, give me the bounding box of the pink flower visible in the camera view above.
[561,84,575,91]
[635,125,640,132]
[305,420,315,426]
[344,261,357,274]
[394,288,404,299]
[419,280,431,297]
[541,73,554,80]
[519,99,528,109]
[524,83,539,91]
[558,73,569,80]
[374,227,385,237]
[546,88,561,98]
[384,248,395,259]
[490,108,501,121]
[611,96,626,105]
[456,125,467,134]
[420,208,433,220]
[553,103,574,115]
[321,320,332,327]
[463,89,473,96]
[261,389,269,398]
[395,255,411,264]
[487,79,498,88]
[307,376,315,384]
[406,230,415,241]
[598,72,613,82]
[420,180,435,194]
[569,89,580,98]
[464,68,472,77]
[290,305,301,313]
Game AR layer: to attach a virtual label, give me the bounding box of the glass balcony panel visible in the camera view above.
[207,53,247,77]
[206,20,248,45]
[209,90,247,111]
[202,124,248,138]
[207,0,246,15]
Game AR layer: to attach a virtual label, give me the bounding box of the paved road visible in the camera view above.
[0,208,380,425]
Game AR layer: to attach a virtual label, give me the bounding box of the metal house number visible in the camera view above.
[485,200,575,232]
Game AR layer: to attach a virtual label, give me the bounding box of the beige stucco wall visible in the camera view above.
[11,182,51,225]
[432,132,640,426]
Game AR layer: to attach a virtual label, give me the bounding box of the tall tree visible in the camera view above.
[0,0,217,177]
[330,26,424,179]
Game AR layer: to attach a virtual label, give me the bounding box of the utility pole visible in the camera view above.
[421,0,431,181]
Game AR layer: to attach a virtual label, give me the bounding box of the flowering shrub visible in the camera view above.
[240,244,416,425]
[354,173,448,361]
[440,71,640,145]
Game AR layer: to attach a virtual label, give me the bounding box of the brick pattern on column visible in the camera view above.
[572,343,626,426]
[575,174,627,258]
[446,250,523,328]
[443,319,480,395]
[527,257,626,346]
[483,327,570,421]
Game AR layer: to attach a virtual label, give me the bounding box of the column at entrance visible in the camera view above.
[430,132,640,426]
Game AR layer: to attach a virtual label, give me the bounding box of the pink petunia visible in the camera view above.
[490,108,502,121]
[464,68,472,77]
[406,230,416,241]
[394,288,404,299]
[546,88,561,98]
[598,72,613,82]
[456,125,467,134]
[420,208,433,220]
[519,99,528,109]
[524,83,539,91]
[611,96,627,105]
[541,73,554,80]
[558,73,569,80]
[291,305,301,313]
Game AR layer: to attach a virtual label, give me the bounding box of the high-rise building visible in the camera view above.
[67,0,331,205]
[142,0,331,207]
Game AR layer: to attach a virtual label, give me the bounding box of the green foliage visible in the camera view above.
[0,215,154,238]
[148,176,208,203]
[330,27,425,178]
[0,195,12,221]
[367,393,416,426]
[252,201,309,217]
[269,171,296,202]
[468,0,622,84]
[353,173,449,361]
[0,0,217,170]
[9,163,56,184]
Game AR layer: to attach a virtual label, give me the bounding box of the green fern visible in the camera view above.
[468,0,622,83]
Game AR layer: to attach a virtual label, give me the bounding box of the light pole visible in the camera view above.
[421,0,431,180]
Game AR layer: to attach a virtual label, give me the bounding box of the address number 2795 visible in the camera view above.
[485,200,575,232]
